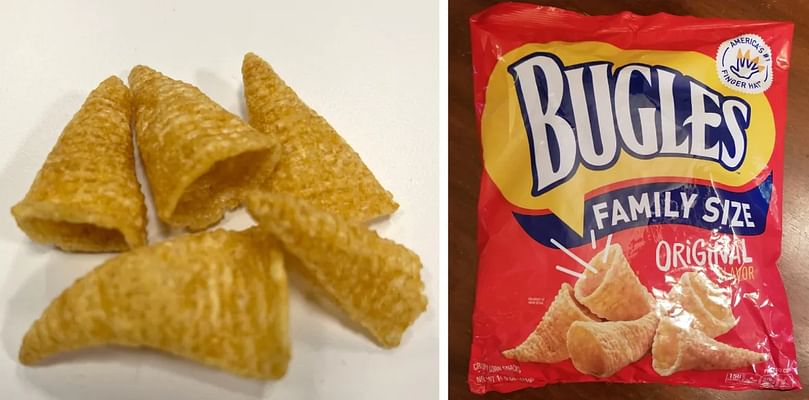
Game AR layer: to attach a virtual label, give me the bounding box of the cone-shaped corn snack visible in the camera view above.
[567,311,658,377]
[574,244,654,321]
[242,52,397,223]
[11,76,146,252]
[652,317,767,376]
[245,192,425,348]
[19,229,290,379]
[665,272,736,338]
[129,65,279,230]
[502,283,597,363]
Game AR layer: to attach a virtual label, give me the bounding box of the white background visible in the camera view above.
[0,1,438,399]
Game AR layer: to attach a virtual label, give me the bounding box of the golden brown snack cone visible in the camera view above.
[129,65,279,230]
[574,244,654,320]
[19,229,290,380]
[652,316,767,376]
[245,192,425,348]
[502,283,597,363]
[242,52,398,223]
[664,272,736,338]
[567,311,658,377]
[11,76,146,252]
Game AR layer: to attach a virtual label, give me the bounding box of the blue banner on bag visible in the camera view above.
[514,174,772,248]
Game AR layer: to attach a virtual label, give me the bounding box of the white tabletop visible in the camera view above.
[0,1,438,398]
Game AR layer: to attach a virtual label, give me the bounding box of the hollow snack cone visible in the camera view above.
[574,244,654,321]
[19,229,290,380]
[567,311,659,377]
[245,192,425,348]
[129,65,279,230]
[11,76,146,252]
[242,52,398,223]
[665,272,736,338]
[502,283,597,363]
[652,316,767,376]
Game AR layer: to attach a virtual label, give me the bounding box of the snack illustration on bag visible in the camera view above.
[652,317,767,376]
[573,244,653,321]
[502,283,598,363]
[503,245,765,379]
[567,311,659,378]
[663,272,737,338]
[468,3,798,393]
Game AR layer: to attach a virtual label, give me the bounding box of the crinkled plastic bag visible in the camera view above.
[468,3,798,393]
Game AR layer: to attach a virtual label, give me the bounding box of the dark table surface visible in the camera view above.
[449,0,809,399]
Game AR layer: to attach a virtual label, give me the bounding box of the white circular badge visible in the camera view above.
[716,33,773,94]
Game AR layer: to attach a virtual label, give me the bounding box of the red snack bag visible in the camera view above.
[468,3,798,393]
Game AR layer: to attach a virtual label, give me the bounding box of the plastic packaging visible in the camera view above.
[468,3,798,393]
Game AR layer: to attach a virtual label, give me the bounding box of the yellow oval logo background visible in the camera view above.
[481,41,775,235]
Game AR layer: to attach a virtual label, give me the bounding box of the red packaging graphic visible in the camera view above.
[468,3,798,393]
